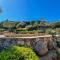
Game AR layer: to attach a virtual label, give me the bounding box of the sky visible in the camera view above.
[0,0,60,22]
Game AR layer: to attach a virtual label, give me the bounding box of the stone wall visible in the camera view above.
[0,38,30,49]
[0,37,51,49]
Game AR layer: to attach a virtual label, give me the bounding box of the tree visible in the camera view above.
[54,21,60,28]
[3,20,16,32]
[16,21,26,28]
[38,18,46,26]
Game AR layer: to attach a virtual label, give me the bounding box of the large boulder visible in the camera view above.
[32,40,48,56]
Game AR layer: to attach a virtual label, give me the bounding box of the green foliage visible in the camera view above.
[56,38,60,48]
[1,19,60,33]
[54,21,60,28]
[56,48,60,59]
[37,30,45,33]
[16,22,26,28]
[0,45,39,60]
[16,28,28,33]
[48,30,56,35]
[2,20,16,31]
[0,29,5,32]
[17,28,27,31]
[25,25,34,31]
[3,21,15,28]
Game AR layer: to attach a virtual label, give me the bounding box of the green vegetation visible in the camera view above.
[0,45,39,60]
[2,20,16,32]
[0,19,60,34]
[57,38,60,48]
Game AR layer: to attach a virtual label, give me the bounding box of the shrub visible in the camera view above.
[56,38,60,48]
[0,45,39,60]
[48,30,56,35]
[38,30,45,33]
[18,28,27,31]
[16,28,28,33]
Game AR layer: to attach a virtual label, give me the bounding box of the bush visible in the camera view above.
[38,30,45,33]
[0,45,39,60]
[48,30,56,35]
[56,38,60,48]
[17,28,27,31]
[16,28,28,33]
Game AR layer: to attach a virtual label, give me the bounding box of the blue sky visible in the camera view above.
[0,0,60,22]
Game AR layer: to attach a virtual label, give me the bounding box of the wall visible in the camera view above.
[0,36,51,49]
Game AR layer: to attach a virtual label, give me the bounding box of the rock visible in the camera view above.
[48,40,57,50]
[32,40,48,56]
[48,50,57,60]
[40,50,57,60]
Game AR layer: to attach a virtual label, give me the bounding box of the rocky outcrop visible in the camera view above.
[48,36,57,50]
[31,40,48,56]
[48,40,57,50]
[30,37,57,60]
[40,50,57,60]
